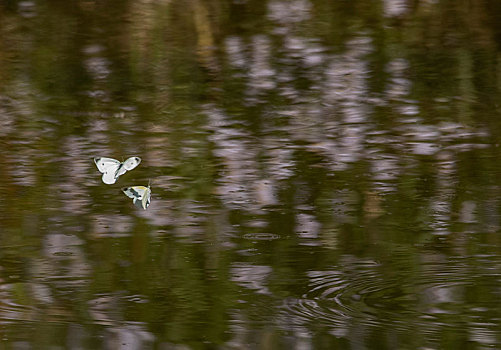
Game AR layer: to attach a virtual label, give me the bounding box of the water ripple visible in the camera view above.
[280,254,501,336]
[242,233,281,241]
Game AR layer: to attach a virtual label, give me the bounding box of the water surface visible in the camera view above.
[1,0,501,348]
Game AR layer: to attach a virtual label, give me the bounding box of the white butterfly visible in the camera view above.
[94,156,141,184]
[122,185,151,210]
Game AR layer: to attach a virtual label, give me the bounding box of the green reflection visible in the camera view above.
[1,0,501,349]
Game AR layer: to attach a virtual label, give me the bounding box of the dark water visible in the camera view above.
[1,0,501,348]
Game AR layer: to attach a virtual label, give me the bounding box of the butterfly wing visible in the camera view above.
[95,156,141,184]
[113,156,141,182]
[122,186,147,199]
[94,157,120,173]
[123,157,141,171]
[140,187,151,209]
[114,164,128,179]
[122,186,151,210]
[102,170,120,184]
[94,157,121,184]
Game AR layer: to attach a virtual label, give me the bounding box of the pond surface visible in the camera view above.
[1,0,501,348]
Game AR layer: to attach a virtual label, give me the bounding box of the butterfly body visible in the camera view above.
[94,156,141,184]
[122,185,151,210]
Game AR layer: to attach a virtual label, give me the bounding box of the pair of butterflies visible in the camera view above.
[94,156,151,210]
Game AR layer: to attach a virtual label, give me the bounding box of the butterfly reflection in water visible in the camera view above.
[94,157,141,184]
[122,185,151,210]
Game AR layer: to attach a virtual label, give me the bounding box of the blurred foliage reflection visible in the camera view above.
[1,0,501,348]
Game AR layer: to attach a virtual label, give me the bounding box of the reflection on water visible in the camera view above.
[282,252,501,349]
[1,0,501,348]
